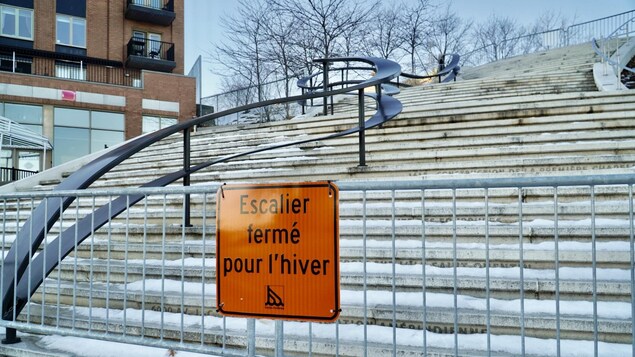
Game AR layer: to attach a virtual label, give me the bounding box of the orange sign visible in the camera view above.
[216,182,340,322]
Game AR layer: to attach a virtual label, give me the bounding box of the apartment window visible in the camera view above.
[56,14,86,48]
[142,115,177,134]
[0,150,11,168]
[3,102,43,134]
[132,31,162,58]
[0,5,33,40]
[0,53,32,73]
[53,108,125,165]
[55,60,86,80]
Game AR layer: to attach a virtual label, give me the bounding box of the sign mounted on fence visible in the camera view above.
[216,181,340,322]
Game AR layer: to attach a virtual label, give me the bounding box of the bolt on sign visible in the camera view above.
[216,181,340,322]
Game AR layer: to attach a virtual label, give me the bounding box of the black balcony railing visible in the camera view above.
[0,45,142,87]
[0,167,37,184]
[128,0,174,11]
[126,37,176,72]
[126,0,175,26]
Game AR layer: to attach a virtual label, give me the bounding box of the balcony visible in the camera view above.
[125,0,175,26]
[125,37,176,73]
[0,44,142,87]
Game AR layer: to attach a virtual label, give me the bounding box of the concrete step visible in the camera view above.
[45,258,632,302]
[50,239,631,270]
[23,280,633,344]
[16,304,511,357]
[94,98,635,181]
[105,124,635,175]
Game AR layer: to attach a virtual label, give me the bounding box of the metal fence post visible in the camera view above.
[183,128,191,227]
[247,318,256,357]
[275,320,284,357]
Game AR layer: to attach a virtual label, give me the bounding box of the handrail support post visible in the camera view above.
[330,95,334,115]
[2,328,21,344]
[322,60,329,115]
[358,88,366,167]
[301,88,305,115]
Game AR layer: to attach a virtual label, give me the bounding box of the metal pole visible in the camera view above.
[358,88,366,167]
[310,77,314,107]
[554,188,561,357]
[322,61,329,115]
[301,89,305,115]
[42,141,46,172]
[247,319,256,357]
[452,189,458,356]
[629,185,635,357]
[591,187,598,357]
[275,320,284,357]
[183,128,191,227]
[1,328,20,344]
[330,94,334,115]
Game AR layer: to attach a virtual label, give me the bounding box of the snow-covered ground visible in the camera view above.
[38,335,218,357]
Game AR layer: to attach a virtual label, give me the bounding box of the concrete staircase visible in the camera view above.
[3,42,635,356]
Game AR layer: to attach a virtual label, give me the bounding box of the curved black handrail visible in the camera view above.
[399,53,461,84]
[298,54,460,110]
[2,57,402,321]
[297,59,388,112]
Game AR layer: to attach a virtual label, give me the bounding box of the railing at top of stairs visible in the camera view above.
[0,56,404,343]
[463,10,635,66]
[592,14,635,89]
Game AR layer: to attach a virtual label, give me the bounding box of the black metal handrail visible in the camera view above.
[127,37,175,62]
[0,167,37,183]
[0,45,142,87]
[399,53,461,84]
[298,54,460,102]
[1,56,402,337]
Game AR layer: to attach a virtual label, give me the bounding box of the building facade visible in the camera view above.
[0,0,195,171]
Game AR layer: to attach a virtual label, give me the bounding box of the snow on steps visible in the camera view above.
[7,42,635,355]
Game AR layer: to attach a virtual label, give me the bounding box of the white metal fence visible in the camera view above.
[0,174,634,356]
[201,10,635,127]
[464,10,635,66]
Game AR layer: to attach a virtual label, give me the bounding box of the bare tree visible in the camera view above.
[363,2,406,60]
[293,31,322,77]
[532,11,569,33]
[424,4,472,73]
[522,11,577,53]
[211,0,274,104]
[473,14,526,62]
[337,19,365,58]
[268,0,377,60]
[399,0,432,73]
[261,9,303,118]
[218,76,255,110]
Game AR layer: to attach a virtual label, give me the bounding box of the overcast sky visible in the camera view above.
[184,0,634,96]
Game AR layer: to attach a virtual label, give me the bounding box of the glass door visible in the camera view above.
[148,33,162,59]
[132,30,146,56]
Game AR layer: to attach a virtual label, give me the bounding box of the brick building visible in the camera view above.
[0,0,195,171]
